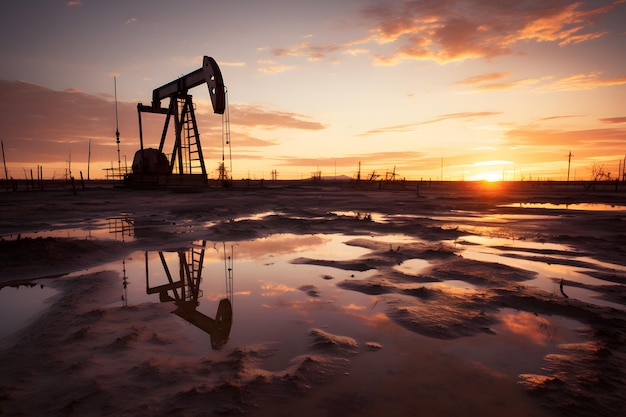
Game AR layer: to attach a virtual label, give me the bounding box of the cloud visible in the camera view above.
[361,0,623,64]
[539,115,582,121]
[475,78,544,91]
[65,0,82,6]
[505,125,626,151]
[229,104,326,131]
[257,59,296,74]
[599,116,626,124]
[219,61,247,67]
[0,81,324,168]
[358,111,501,137]
[0,80,124,164]
[125,18,138,24]
[453,70,626,92]
[343,48,369,56]
[419,111,501,125]
[357,122,421,137]
[273,151,426,170]
[272,42,344,62]
[256,1,622,70]
[548,71,626,91]
[451,72,512,86]
[451,72,542,91]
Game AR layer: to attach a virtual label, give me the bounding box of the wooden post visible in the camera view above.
[80,171,85,191]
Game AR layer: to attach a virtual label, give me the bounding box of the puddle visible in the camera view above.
[227,211,283,222]
[0,281,57,340]
[395,258,432,274]
[453,235,626,311]
[92,235,383,366]
[329,211,387,223]
[500,202,626,211]
[444,308,588,377]
[2,221,623,414]
[1,216,135,242]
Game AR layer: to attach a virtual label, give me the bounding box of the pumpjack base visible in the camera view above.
[125,173,208,188]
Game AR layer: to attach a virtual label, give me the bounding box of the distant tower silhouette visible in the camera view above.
[566,151,573,182]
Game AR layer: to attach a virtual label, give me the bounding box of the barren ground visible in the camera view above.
[0,180,625,416]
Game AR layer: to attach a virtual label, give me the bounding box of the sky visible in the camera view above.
[0,0,625,181]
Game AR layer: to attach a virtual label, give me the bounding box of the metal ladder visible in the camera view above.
[176,96,206,175]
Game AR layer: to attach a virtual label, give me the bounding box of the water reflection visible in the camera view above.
[107,215,135,242]
[0,281,57,340]
[500,202,626,211]
[453,235,626,311]
[0,214,136,242]
[144,241,234,350]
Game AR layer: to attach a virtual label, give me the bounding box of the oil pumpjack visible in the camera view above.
[126,56,226,187]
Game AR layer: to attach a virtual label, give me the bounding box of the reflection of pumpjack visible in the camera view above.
[145,241,233,350]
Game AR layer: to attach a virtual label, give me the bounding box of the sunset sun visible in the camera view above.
[475,171,503,182]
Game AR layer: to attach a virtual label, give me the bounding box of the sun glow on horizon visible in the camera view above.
[467,160,513,182]
[470,171,503,182]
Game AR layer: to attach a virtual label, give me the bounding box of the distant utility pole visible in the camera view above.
[566,151,573,182]
[440,155,443,181]
[87,139,91,181]
[2,140,8,182]
[114,76,121,178]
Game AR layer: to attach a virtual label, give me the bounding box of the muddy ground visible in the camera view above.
[0,180,625,416]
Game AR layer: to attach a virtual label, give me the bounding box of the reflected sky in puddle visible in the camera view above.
[430,210,555,224]
[453,235,625,310]
[500,202,626,211]
[0,281,57,340]
[395,258,431,274]
[100,234,385,367]
[227,210,283,222]
[329,211,387,223]
[1,215,135,242]
[2,219,621,383]
[444,308,588,376]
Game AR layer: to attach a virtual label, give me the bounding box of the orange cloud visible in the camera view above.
[358,112,500,137]
[272,42,343,62]
[505,125,626,151]
[0,80,124,164]
[539,115,582,121]
[475,78,544,91]
[549,72,626,91]
[259,281,296,297]
[257,59,296,74]
[362,0,622,64]
[599,116,626,124]
[0,81,325,169]
[274,151,426,170]
[451,72,512,86]
[229,104,326,131]
[419,111,501,125]
[454,71,626,92]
